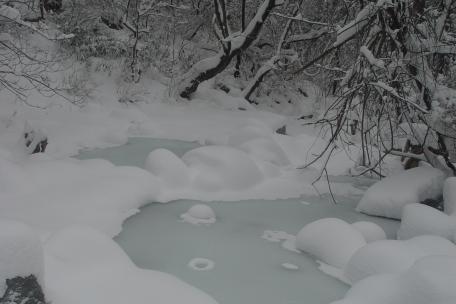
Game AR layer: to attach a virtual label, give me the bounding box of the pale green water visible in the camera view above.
[78,138,399,304]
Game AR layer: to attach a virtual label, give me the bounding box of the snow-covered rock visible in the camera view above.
[443,177,456,215]
[45,226,218,304]
[333,256,456,304]
[356,167,446,219]
[182,146,263,192]
[397,203,456,241]
[0,220,44,295]
[296,218,366,269]
[180,204,216,225]
[145,149,190,187]
[343,235,456,284]
[351,221,386,243]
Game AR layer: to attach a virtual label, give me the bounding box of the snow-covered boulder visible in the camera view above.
[343,235,456,284]
[182,146,263,192]
[296,218,366,269]
[145,149,190,187]
[332,256,456,304]
[356,167,446,219]
[0,220,44,295]
[443,177,456,215]
[351,221,386,243]
[181,204,216,225]
[397,203,456,241]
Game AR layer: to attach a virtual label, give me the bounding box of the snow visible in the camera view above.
[332,256,456,304]
[262,230,299,253]
[397,203,456,241]
[145,149,190,187]
[44,226,218,304]
[351,221,386,243]
[0,154,160,236]
[182,145,264,192]
[356,166,446,219]
[180,204,216,225]
[0,220,44,295]
[188,258,215,271]
[344,235,456,284]
[296,218,366,269]
[443,177,456,215]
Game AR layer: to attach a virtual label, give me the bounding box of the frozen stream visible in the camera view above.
[78,138,399,304]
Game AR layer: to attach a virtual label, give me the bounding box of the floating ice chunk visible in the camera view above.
[181,204,216,225]
[281,263,299,270]
[0,220,44,295]
[296,218,366,269]
[356,167,446,219]
[351,221,386,243]
[397,203,456,241]
[188,258,215,271]
[343,235,456,284]
[145,149,190,187]
[262,230,299,253]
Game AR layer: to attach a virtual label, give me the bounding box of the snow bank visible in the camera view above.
[0,220,44,295]
[343,235,456,284]
[182,146,264,192]
[397,203,456,241]
[181,204,216,225]
[443,177,456,215]
[351,221,386,243]
[0,155,160,236]
[332,256,456,304]
[145,149,190,187]
[356,167,446,219]
[45,226,218,304]
[296,218,366,269]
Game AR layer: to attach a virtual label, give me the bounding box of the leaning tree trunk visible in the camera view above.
[177,0,283,99]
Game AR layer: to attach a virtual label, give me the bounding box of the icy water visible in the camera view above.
[78,138,399,304]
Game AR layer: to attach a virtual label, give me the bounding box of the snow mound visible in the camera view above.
[356,167,446,219]
[397,203,456,241]
[351,221,386,243]
[343,235,456,284]
[45,226,218,304]
[443,177,456,215]
[182,146,263,191]
[332,256,456,304]
[296,218,366,269]
[0,220,44,295]
[227,123,290,166]
[145,149,190,187]
[181,204,216,225]
[0,156,160,236]
[188,258,215,271]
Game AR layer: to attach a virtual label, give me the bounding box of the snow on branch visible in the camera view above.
[360,46,385,69]
[0,5,74,40]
